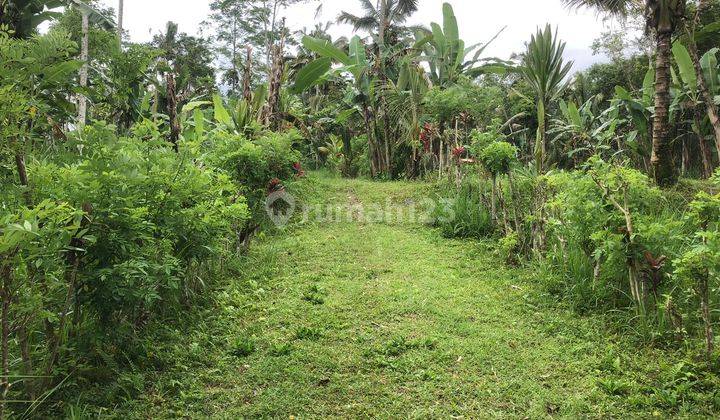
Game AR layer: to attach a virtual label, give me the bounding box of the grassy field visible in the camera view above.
[83,174,719,418]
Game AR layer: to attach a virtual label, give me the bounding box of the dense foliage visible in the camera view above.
[1,0,720,415]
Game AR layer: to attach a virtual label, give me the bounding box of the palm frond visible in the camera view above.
[395,0,420,17]
[359,0,378,16]
[338,11,378,32]
[561,0,629,16]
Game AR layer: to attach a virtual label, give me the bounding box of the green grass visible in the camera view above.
[76,173,720,418]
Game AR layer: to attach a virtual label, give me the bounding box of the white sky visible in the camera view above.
[99,0,620,72]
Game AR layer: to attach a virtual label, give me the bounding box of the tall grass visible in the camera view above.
[431,181,494,238]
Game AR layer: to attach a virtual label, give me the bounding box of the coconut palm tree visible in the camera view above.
[562,0,686,186]
[338,0,422,176]
[520,25,574,173]
[337,0,420,43]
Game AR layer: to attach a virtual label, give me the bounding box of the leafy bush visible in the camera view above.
[205,129,302,222]
[32,122,249,322]
[479,141,518,176]
[1,122,254,414]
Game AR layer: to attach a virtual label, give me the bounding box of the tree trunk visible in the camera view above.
[242,46,253,102]
[0,260,12,420]
[490,176,497,225]
[507,171,522,242]
[700,217,714,356]
[375,0,391,176]
[362,104,377,178]
[14,152,31,205]
[694,105,715,178]
[166,73,180,151]
[232,17,238,91]
[681,137,689,176]
[264,38,284,130]
[700,274,714,356]
[535,99,546,173]
[77,11,90,126]
[651,31,677,186]
[117,0,124,47]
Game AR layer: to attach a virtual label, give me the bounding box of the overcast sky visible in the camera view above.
[98,0,620,72]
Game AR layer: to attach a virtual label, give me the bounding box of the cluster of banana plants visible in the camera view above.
[291,2,508,178]
[672,42,720,178]
[417,3,509,88]
[549,95,621,167]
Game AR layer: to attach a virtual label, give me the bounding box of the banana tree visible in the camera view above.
[0,0,64,38]
[0,0,113,125]
[419,2,508,88]
[673,41,717,177]
[292,34,386,175]
[699,47,720,162]
[549,95,620,167]
[683,0,720,171]
[613,65,655,170]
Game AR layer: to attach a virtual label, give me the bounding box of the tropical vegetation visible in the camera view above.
[1,0,720,416]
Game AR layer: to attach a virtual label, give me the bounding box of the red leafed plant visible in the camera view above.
[267,177,284,193]
[292,162,306,178]
[643,251,667,296]
[419,123,436,153]
[452,146,466,159]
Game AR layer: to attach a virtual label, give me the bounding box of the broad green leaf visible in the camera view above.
[430,23,446,57]
[348,36,369,82]
[672,42,696,92]
[182,101,211,114]
[291,57,332,94]
[252,84,268,112]
[140,90,153,114]
[336,108,357,124]
[642,65,655,105]
[42,60,83,85]
[302,36,350,65]
[567,101,582,127]
[701,48,718,96]
[695,20,720,44]
[212,94,235,130]
[193,108,205,139]
[412,34,433,50]
[442,3,459,45]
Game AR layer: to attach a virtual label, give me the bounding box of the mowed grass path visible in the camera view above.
[111,175,692,418]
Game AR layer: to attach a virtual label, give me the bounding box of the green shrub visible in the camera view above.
[31,122,249,323]
[431,178,494,238]
[1,121,255,412]
[478,141,518,176]
[206,129,302,224]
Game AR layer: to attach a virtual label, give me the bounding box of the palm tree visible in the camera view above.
[562,0,686,186]
[337,0,420,43]
[520,25,574,173]
[338,0,421,176]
